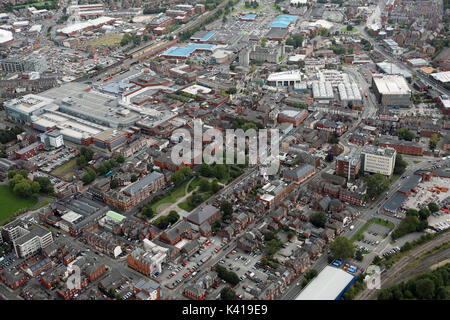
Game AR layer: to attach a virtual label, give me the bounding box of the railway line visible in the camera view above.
[357,231,450,300]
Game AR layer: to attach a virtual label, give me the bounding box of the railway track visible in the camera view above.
[357,231,450,300]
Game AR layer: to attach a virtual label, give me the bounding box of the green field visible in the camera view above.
[341,27,357,33]
[241,4,264,10]
[50,158,77,181]
[150,180,189,212]
[0,185,37,221]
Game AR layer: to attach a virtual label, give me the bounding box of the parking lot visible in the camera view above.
[32,146,78,175]
[354,223,390,253]
[160,236,228,289]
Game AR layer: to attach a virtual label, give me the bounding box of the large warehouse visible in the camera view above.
[372,74,411,107]
[296,266,356,300]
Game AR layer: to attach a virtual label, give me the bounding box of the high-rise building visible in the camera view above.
[361,145,397,176]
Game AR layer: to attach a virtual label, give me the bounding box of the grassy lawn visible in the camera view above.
[150,180,189,212]
[0,185,37,221]
[413,160,422,164]
[270,3,282,13]
[240,4,264,10]
[178,191,214,212]
[187,177,202,192]
[36,199,52,209]
[351,217,394,242]
[341,27,357,33]
[80,34,123,48]
[50,158,77,177]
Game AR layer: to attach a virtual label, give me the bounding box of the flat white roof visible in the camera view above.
[373,75,410,95]
[296,266,355,300]
[431,71,450,83]
[57,16,115,34]
[182,84,212,95]
[0,28,13,44]
[268,70,302,82]
[62,210,83,224]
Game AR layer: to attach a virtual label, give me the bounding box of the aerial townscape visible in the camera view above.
[0,0,449,305]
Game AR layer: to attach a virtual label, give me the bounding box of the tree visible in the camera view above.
[261,37,267,47]
[346,24,353,31]
[116,154,125,164]
[8,170,16,180]
[33,177,53,194]
[141,205,155,220]
[310,211,327,228]
[80,147,94,162]
[221,201,233,219]
[406,209,419,217]
[19,169,29,179]
[305,269,318,281]
[9,174,24,190]
[418,207,430,220]
[355,250,363,261]
[429,133,439,150]
[211,179,221,193]
[131,174,138,182]
[213,164,228,180]
[366,173,390,198]
[428,202,439,213]
[171,170,186,186]
[220,287,238,300]
[391,215,426,239]
[31,181,41,194]
[199,178,211,192]
[330,236,355,260]
[199,163,214,177]
[110,179,119,189]
[328,135,339,144]
[415,279,435,299]
[167,211,180,224]
[397,128,415,141]
[13,181,33,198]
[82,168,96,184]
[394,154,408,175]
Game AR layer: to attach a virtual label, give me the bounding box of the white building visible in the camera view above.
[1,220,53,258]
[296,266,355,300]
[267,70,303,88]
[372,74,411,107]
[361,145,396,176]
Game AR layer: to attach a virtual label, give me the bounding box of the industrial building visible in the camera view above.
[338,82,362,106]
[376,61,412,79]
[4,94,54,123]
[312,81,334,100]
[372,75,411,107]
[267,70,302,88]
[57,16,115,36]
[361,145,397,176]
[295,266,355,300]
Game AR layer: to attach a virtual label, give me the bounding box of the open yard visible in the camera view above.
[241,4,264,10]
[80,33,123,48]
[50,158,77,181]
[150,180,189,213]
[0,185,37,221]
